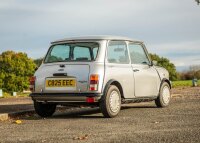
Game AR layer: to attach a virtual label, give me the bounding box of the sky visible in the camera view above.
[0,0,200,70]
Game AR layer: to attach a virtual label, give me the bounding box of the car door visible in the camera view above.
[128,42,160,97]
[104,40,135,98]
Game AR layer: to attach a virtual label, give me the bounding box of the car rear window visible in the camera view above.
[44,42,99,63]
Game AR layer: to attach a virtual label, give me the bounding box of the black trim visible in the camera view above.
[160,78,171,89]
[101,79,125,100]
[122,96,157,104]
[59,64,65,68]
[30,92,102,96]
[30,93,102,103]
[53,73,68,76]
[103,79,116,95]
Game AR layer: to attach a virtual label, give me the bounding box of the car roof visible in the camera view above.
[51,35,143,44]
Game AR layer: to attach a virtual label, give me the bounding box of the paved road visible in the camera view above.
[0,87,200,143]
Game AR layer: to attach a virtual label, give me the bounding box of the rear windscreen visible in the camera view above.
[44,42,99,63]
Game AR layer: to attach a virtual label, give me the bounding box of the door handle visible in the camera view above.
[133,69,139,72]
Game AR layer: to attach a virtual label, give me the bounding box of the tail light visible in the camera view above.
[29,76,36,92]
[89,74,99,91]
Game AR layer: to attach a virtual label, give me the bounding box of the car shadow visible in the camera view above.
[121,105,157,110]
[50,104,156,119]
[19,104,157,120]
[52,107,103,119]
[19,107,103,120]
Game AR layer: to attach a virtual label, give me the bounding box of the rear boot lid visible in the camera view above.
[35,63,90,93]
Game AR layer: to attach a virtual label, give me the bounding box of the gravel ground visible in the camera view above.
[0,87,200,143]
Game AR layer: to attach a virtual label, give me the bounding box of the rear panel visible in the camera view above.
[34,63,89,93]
[33,40,107,94]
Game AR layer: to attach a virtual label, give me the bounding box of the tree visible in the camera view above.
[34,58,43,67]
[190,65,200,78]
[0,51,36,92]
[149,53,178,81]
[195,0,200,5]
[180,65,200,80]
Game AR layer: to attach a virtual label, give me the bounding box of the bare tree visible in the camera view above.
[195,0,200,5]
[190,65,200,78]
[190,65,200,71]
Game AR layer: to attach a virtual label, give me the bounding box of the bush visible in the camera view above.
[149,54,178,81]
[0,51,36,92]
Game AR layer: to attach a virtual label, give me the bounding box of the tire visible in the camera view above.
[100,85,121,118]
[155,82,171,108]
[34,101,56,117]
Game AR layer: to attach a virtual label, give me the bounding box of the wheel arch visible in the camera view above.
[156,78,171,108]
[103,79,125,99]
[160,78,171,89]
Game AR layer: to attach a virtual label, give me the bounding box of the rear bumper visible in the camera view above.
[30,93,102,103]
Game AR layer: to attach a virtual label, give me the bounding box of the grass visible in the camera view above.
[172,80,200,88]
[0,92,30,98]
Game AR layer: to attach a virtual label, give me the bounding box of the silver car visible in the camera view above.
[30,36,171,118]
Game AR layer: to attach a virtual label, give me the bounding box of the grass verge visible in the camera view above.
[172,80,200,88]
[0,92,30,98]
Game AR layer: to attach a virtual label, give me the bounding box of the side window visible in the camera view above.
[107,41,129,64]
[128,43,150,65]
[73,46,91,60]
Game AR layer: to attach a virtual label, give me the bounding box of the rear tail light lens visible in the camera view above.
[89,74,99,91]
[29,76,36,92]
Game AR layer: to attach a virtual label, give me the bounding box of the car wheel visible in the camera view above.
[100,85,121,118]
[34,101,56,117]
[155,82,171,108]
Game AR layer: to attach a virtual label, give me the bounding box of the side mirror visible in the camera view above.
[152,60,158,66]
[35,66,38,71]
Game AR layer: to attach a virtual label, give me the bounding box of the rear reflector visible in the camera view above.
[29,76,36,92]
[30,76,36,85]
[86,97,95,103]
[89,84,98,91]
[29,86,34,91]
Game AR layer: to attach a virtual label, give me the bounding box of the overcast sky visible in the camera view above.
[0,0,200,68]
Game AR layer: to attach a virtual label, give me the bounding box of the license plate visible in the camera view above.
[46,78,76,87]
